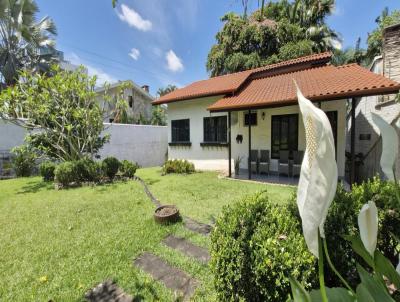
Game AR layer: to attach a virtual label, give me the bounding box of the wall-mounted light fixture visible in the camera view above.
[261,112,266,120]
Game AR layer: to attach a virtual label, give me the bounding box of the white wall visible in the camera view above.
[168,96,231,171]
[0,119,28,151]
[167,97,347,177]
[0,120,168,168]
[99,123,168,167]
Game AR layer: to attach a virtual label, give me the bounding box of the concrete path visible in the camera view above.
[163,235,210,264]
[134,252,198,301]
[183,217,213,236]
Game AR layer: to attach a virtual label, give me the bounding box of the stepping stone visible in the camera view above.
[85,280,133,302]
[134,252,198,301]
[183,217,213,235]
[163,235,210,264]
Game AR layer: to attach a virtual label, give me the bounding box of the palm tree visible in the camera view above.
[157,85,177,97]
[0,0,56,86]
[288,0,341,51]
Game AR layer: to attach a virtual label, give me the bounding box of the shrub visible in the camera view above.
[288,177,400,288]
[119,160,137,178]
[39,161,56,181]
[76,158,102,182]
[161,159,195,175]
[54,161,79,186]
[11,145,37,177]
[210,192,317,301]
[101,157,120,180]
[327,178,400,286]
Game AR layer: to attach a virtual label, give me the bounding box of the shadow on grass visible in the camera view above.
[16,180,53,194]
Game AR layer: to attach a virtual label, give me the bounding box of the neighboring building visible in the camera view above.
[153,52,400,183]
[346,23,400,182]
[39,47,83,73]
[96,80,154,123]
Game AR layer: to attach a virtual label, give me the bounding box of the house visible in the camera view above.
[346,23,400,182]
[96,80,154,124]
[39,47,84,73]
[153,52,400,184]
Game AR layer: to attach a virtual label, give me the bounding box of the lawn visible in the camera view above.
[0,168,294,301]
[136,167,295,224]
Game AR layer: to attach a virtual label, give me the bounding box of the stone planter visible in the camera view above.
[154,205,180,224]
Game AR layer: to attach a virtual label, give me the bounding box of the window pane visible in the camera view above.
[271,114,298,158]
[244,112,257,126]
[203,116,227,143]
[171,119,190,142]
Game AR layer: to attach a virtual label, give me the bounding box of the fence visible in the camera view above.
[0,120,168,168]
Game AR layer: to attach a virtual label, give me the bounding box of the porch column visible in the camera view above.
[248,109,251,180]
[228,111,232,178]
[350,97,357,186]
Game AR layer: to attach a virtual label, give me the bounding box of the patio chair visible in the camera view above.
[278,150,290,177]
[259,150,270,175]
[292,151,304,177]
[249,149,258,174]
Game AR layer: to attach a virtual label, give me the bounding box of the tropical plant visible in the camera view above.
[0,0,57,86]
[39,161,56,181]
[101,156,120,180]
[119,160,137,178]
[0,65,127,161]
[211,191,317,301]
[156,84,177,97]
[366,8,400,64]
[151,105,167,126]
[288,84,400,301]
[11,144,37,177]
[207,0,340,76]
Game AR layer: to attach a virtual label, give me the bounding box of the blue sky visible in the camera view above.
[36,0,400,95]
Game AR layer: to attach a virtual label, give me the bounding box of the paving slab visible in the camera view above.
[163,235,210,264]
[133,252,198,301]
[183,217,213,235]
[85,280,133,302]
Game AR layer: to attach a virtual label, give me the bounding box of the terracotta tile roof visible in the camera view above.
[153,52,333,105]
[152,69,252,105]
[208,64,400,111]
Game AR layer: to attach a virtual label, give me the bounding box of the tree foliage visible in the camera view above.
[0,0,57,86]
[207,0,340,76]
[0,66,125,161]
[366,8,400,63]
[156,84,177,97]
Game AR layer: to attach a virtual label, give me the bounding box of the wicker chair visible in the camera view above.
[278,150,290,177]
[292,151,304,177]
[249,150,258,173]
[259,150,270,175]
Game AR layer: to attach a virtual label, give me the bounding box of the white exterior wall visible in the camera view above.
[167,96,230,171]
[167,97,347,177]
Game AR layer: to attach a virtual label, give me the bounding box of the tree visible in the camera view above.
[0,66,125,161]
[207,0,340,76]
[157,84,177,97]
[366,8,400,64]
[151,105,167,126]
[0,0,57,86]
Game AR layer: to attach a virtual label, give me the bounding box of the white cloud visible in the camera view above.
[66,53,118,86]
[116,4,152,31]
[129,48,140,60]
[165,50,184,72]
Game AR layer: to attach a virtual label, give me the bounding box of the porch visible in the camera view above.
[234,169,299,186]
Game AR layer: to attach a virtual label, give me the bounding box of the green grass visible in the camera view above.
[136,167,295,224]
[0,168,294,301]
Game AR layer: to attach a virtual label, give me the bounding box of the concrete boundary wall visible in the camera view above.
[0,120,168,167]
[99,123,168,167]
